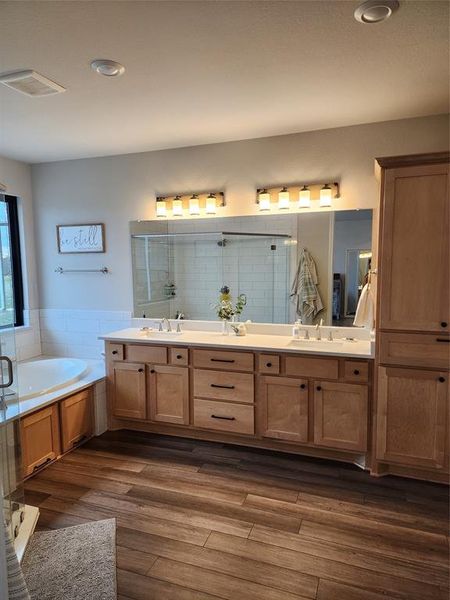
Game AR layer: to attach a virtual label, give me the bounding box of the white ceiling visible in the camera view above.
[0,0,448,164]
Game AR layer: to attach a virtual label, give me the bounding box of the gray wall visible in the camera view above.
[31,114,450,311]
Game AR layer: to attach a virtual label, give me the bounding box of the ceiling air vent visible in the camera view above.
[0,70,66,96]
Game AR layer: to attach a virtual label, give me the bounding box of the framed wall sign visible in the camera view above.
[57,223,105,254]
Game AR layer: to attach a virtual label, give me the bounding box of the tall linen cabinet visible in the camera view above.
[374,152,450,483]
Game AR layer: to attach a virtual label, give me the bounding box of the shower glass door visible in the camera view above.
[0,193,23,546]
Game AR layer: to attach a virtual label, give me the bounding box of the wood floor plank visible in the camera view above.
[249,524,449,588]
[75,446,201,471]
[117,569,222,600]
[149,557,312,600]
[34,467,133,495]
[60,451,147,473]
[316,579,399,600]
[117,526,318,598]
[205,531,446,600]
[116,545,158,575]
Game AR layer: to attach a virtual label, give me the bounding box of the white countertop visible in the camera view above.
[100,328,374,359]
[1,357,105,424]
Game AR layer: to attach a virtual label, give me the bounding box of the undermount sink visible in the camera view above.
[139,330,183,338]
[288,338,344,350]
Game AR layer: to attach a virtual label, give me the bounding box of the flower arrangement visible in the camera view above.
[215,286,247,321]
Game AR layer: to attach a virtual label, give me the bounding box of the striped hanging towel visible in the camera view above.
[290,248,323,322]
[4,520,31,599]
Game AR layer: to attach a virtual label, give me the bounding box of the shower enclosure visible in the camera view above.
[131,231,292,323]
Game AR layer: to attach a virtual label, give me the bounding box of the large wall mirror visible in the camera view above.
[130,209,373,327]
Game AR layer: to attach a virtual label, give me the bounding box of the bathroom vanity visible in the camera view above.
[102,329,374,469]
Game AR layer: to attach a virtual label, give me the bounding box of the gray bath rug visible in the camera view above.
[22,518,117,600]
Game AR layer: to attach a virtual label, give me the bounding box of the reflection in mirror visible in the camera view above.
[131,210,372,326]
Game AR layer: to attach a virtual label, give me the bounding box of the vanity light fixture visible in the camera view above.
[257,189,271,211]
[172,195,183,217]
[206,193,217,214]
[189,194,201,216]
[156,197,167,217]
[278,187,290,210]
[319,184,333,208]
[298,185,311,209]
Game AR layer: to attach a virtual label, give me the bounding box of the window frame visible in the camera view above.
[1,195,24,328]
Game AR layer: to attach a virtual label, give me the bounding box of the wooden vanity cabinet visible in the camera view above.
[313,381,368,452]
[21,405,61,477]
[60,389,93,453]
[111,362,147,420]
[376,367,448,471]
[148,365,189,425]
[259,376,308,443]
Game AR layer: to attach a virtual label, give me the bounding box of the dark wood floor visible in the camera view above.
[24,430,449,600]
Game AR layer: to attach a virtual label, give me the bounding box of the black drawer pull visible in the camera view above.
[210,358,235,363]
[353,369,360,375]
[150,369,155,374]
[300,384,306,389]
[112,350,118,355]
[138,368,144,373]
[438,377,446,383]
[316,386,322,391]
[72,435,88,449]
[441,322,448,328]
[211,383,235,389]
[211,414,236,421]
[176,354,183,359]
[266,362,272,368]
[33,457,52,472]
[436,338,450,343]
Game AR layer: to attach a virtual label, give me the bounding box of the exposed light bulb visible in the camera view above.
[320,184,332,207]
[206,193,217,214]
[258,189,271,211]
[156,199,167,217]
[172,196,183,217]
[278,187,290,209]
[189,194,200,215]
[298,186,311,208]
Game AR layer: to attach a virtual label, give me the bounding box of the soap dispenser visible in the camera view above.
[292,319,301,339]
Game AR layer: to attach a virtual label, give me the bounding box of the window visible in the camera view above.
[0,195,24,327]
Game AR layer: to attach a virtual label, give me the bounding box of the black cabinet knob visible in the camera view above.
[441,322,448,328]
[266,362,272,368]
[353,369,360,375]
[176,355,182,359]
[300,384,306,389]
[150,369,155,374]
[316,386,322,391]
[112,350,118,355]
[138,368,144,373]
[438,376,446,383]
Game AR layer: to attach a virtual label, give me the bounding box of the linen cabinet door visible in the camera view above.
[376,367,448,470]
[313,382,368,452]
[60,390,93,453]
[21,405,61,477]
[112,362,146,420]
[148,365,189,425]
[379,163,449,333]
[260,376,309,442]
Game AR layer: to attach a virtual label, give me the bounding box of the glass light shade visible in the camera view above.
[278,187,290,209]
[206,194,217,214]
[258,189,271,211]
[298,186,311,208]
[156,200,167,217]
[189,195,200,215]
[320,184,332,207]
[172,197,183,216]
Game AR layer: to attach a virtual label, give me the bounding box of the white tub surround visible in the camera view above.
[100,323,373,359]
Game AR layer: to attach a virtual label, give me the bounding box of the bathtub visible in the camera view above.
[16,358,89,401]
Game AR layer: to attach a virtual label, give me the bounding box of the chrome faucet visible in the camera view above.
[315,318,324,340]
[299,328,310,340]
[160,317,172,332]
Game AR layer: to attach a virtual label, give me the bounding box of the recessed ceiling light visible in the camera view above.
[90,59,125,77]
[354,0,399,23]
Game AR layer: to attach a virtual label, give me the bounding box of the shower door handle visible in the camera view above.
[0,356,14,388]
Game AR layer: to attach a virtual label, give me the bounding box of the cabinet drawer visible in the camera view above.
[344,361,369,383]
[21,405,61,477]
[194,369,254,404]
[107,343,124,361]
[60,390,93,453]
[379,332,450,370]
[285,356,339,380]
[170,347,189,366]
[193,349,254,372]
[258,354,280,375]
[193,398,254,435]
[126,344,168,364]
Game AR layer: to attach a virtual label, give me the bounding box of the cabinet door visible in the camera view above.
[260,376,309,442]
[21,405,60,477]
[149,365,189,425]
[376,367,448,470]
[112,362,146,420]
[313,382,368,452]
[379,163,449,333]
[60,390,93,453]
